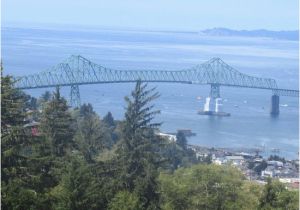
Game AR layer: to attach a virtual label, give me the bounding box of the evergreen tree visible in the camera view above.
[254,160,268,174]
[75,103,112,162]
[21,92,38,110]
[159,131,197,170]
[1,70,28,183]
[161,142,183,170]
[2,66,299,209]
[79,103,95,117]
[40,87,75,157]
[117,80,161,209]
[37,91,52,111]
[1,69,37,209]
[103,111,115,127]
[1,74,25,129]
[41,91,52,102]
[51,157,95,210]
[176,131,187,150]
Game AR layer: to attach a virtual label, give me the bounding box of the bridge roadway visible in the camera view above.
[13,55,299,111]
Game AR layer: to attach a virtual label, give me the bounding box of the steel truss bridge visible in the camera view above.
[14,55,299,114]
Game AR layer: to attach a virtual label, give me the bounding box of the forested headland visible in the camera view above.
[1,68,299,210]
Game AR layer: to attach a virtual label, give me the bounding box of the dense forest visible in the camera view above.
[1,68,299,210]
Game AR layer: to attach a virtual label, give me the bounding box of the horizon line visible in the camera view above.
[3,21,299,33]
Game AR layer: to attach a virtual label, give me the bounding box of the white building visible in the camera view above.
[262,166,275,178]
[267,160,283,167]
[213,158,223,165]
[225,156,245,165]
[156,132,177,142]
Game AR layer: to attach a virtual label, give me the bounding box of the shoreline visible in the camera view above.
[188,144,299,161]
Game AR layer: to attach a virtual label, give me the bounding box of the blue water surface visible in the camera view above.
[2,26,299,159]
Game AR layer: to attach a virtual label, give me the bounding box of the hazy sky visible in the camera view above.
[2,0,299,30]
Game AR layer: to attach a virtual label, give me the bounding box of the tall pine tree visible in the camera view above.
[1,69,28,182]
[40,87,75,157]
[103,111,115,128]
[176,131,187,150]
[117,80,161,209]
[1,67,38,209]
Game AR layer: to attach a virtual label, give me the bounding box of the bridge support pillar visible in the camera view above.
[270,94,279,116]
[202,84,222,113]
[70,85,81,108]
[210,84,220,99]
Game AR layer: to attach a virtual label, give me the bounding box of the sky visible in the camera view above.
[2,0,299,31]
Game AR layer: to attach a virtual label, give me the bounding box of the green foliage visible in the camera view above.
[1,76,298,210]
[108,191,143,210]
[1,71,52,210]
[259,178,299,210]
[1,74,25,128]
[176,131,187,150]
[40,87,75,157]
[103,111,116,128]
[159,164,246,210]
[51,156,95,210]
[37,91,52,111]
[2,179,39,210]
[1,72,28,187]
[254,160,268,174]
[117,80,161,209]
[238,181,262,210]
[160,141,183,170]
[79,103,95,116]
[159,140,198,170]
[41,91,52,102]
[275,189,299,210]
[75,103,115,162]
[21,92,38,110]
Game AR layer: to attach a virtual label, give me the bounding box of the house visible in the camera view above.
[237,152,254,159]
[24,121,41,136]
[267,160,283,168]
[213,158,223,165]
[262,167,274,178]
[254,158,264,163]
[225,156,244,165]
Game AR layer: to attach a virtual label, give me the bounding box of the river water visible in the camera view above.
[2,26,299,159]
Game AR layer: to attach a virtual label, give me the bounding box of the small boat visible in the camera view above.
[280,104,288,107]
[198,111,231,117]
[234,105,239,108]
[243,100,247,104]
[196,96,202,100]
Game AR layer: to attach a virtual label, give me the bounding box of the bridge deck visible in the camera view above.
[14,55,298,97]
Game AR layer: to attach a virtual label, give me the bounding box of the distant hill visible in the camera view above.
[201,28,299,41]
